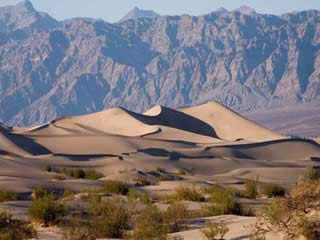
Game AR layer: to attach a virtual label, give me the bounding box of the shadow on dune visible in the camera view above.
[311,157,320,162]
[54,153,119,161]
[0,126,51,156]
[126,106,219,138]
[137,148,185,160]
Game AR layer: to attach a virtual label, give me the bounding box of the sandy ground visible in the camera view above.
[0,102,319,239]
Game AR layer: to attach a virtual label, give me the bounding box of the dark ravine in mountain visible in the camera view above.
[0,0,320,130]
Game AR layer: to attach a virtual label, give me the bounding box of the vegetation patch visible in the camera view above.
[251,179,320,240]
[62,196,129,240]
[28,194,67,226]
[201,222,229,240]
[0,191,19,202]
[62,168,104,180]
[261,183,285,198]
[0,210,36,240]
[203,186,246,216]
[169,186,204,202]
[99,180,130,195]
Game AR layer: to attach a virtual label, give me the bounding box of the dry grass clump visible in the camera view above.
[28,194,67,226]
[250,179,320,240]
[128,188,152,205]
[303,167,320,181]
[125,205,167,240]
[0,210,36,240]
[125,202,189,240]
[134,176,151,186]
[261,183,285,198]
[169,186,204,202]
[63,195,130,240]
[243,177,259,199]
[0,191,19,202]
[164,202,190,233]
[201,222,229,240]
[62,168,104,180]
[99,180,130,195]
[203,186,249,216]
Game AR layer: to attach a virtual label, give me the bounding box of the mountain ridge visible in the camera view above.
[0,1,320,129]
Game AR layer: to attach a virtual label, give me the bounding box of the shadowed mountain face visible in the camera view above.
[1,1,320,127]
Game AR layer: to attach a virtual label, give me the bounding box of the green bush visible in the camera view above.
[304,167,320,181]
[201,222,229,240]
[164,202,189,233]
[261,183,285,198]
[0,210,36,240]
[62,168,104,180]
[32,185,51,199]
[63,196,130,240]
[0,191,19,202]
[177,169,186,176]
[28,194,67,226]
[172,186,204,202]
[203,186,242,216]
[43,164,53,172]
[125,205,168,240]
[90,198,130,238]
[134,176,151,186]
[244,177,259,199]
[100,180,130,195]
[128,189,152,205]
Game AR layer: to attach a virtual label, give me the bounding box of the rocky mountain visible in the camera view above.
[119,7,160,22]
[0,1,320,127]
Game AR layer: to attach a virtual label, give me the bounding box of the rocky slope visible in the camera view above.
[119,7,160,22]
[1,1,320,126]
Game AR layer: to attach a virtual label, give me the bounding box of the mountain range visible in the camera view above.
[0,0,320,128]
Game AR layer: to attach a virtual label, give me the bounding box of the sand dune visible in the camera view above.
[0,103,319,240]
[315,137,320,144]
[180,102,285,142]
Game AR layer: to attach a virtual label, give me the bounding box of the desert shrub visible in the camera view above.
[261,183,285,198]
[61,189,75,199]
[100,180,130,195]
[43,164,53,172]
[203,186,242,216]
[244,177,259,199]
[62,217,93,240]
[251,179,320,240]
[32,185,51,199]
[62,168,85,179]
[177,169,186,176]
[52,175,67,181]
[134,176,151,186]
[125,205,168,240]
[304,167,320,181]
[201,222,229,240]
[128,189,152,205]
[28,194,67,226]
[0,210,36,240]
[83,169,104,180]
[157,168,165,173]
[164,202,189,233]
[172,186,204,202]
[0,191,19,202]
[89,197,130,238]
[62,168,104,180]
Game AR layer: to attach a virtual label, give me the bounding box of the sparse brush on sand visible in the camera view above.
[0,103,319,239]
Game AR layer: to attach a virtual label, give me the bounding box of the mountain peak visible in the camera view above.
[16,0,35,12]
[234,5,256,15]
[120,7,160,22]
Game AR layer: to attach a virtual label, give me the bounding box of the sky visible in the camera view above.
[1,0,320,23]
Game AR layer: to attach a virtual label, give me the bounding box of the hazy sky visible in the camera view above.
[1,0,320,23]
